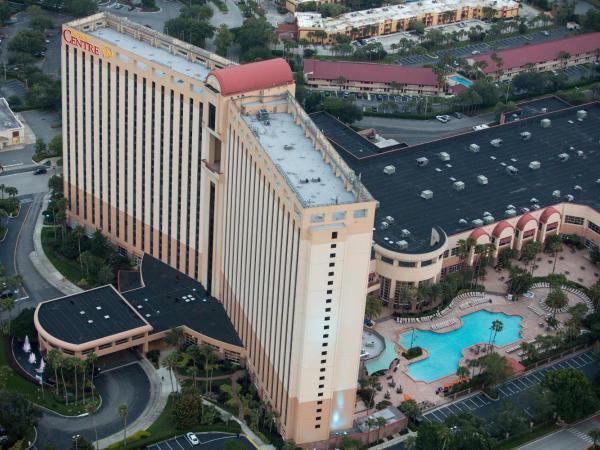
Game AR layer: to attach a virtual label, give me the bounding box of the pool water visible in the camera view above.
[449,75,473,87]
[399,310,522,382]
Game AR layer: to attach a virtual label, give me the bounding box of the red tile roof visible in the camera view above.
[472,32,600,73]
[209,58,293,96]
[303,59,439,87]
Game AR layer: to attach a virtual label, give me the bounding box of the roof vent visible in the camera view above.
[574,185,583,191]
[530,197,539,203]
[283,144,294,150]
[520,131,532,140]
[420,190,433,200]
[477,175,488,185]
[468,143,480,153]
[380,221,389,230]
[552,190,561,198]
[565,194,574,202]
[528,161,541,170]
[458,218,468,225]
[596,179,600,184]
[383,165,396,175]
[416,157,429,167]
[439,152,450,161]
[483,211,492,217]
[507,204,516,210]
[577,150,584,157]
[506,165,519,175]
[532,204,540,210]
[558,153,570,162]
[472,218,484,227]
[453,181,465,191]
[577,110,587,120]
[483,215,495,224]
[540,118,551,128]
[520,207,530,213]
[490,138,503,148]
[385,215,395,224]
[397,240,408,250]
[505,209,517,217]
[400,229,411,238]
[104,315,110,319]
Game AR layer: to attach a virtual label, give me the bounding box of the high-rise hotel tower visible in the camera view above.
[61,13,376,444]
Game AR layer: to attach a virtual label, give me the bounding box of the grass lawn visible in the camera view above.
[41,226,84,286]
[496,423,559,450]
[0,336,89,416]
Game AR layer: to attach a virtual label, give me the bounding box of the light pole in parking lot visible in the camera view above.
[72,434,81,450]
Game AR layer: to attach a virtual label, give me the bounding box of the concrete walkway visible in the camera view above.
[30,193,82,296]
[371,430,417,449]
[96,357,170,449]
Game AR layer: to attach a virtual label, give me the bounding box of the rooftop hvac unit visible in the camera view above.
[520,207,530,213]
[520,131,532,140]
[490,138,503,147]
[558,153,570,162]
[380,221,390,230]
[574,185,583,191]
[439,152,450,161]
[552,190,561,198]
[540,118,551,128]
[505,209,517,217]
[597,179,600,184]
[416,157,429,167]
[577,150,584,157]
[459,218,468,225]
[420,190,433,200]
[483,211,492,217]
[400,229,411,238]
[577,110,587,120]
[283,144,294,151]
[257,109,269,121]
[472,218,484,227]
[530,197,539,204]
[483,215,495,224]
[477,175,488,185]
[453,181,465,191]
[532,204,541,210]
[468,143,480,153]
[507,204,516,210]
[529,161,541,170]
[385,215,395,224]
[397,240,408,250]
[383,165,396,175]
[506,165,519,175]
[565,194,574,202]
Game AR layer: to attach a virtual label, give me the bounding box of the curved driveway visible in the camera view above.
[37,363,151,449]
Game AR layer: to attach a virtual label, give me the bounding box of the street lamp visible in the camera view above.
[72,434,81,450]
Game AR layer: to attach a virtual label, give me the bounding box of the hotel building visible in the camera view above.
[54,12,377,445]
[296,0,519,44]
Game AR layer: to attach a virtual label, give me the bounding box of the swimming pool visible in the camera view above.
[449,75,473,87]
[399,310,522,382]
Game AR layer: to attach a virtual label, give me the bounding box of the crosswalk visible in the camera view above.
[568,427,594,444]
[424,351,596,423]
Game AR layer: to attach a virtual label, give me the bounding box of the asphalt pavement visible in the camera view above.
[518,414,600,450]
[147,432,256,450]
[37,361,151,449]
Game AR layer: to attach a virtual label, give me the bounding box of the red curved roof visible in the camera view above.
[470,228,489,240]
[540,206,560,223]
[208,58,293,96]
[493,220,514,238]
[516,213,537,229]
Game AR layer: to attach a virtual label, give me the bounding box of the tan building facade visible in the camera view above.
[296,0,519,44]
[60,13,377,445]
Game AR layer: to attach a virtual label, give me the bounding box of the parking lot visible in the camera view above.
[146,432,255,450]
[398,28,573,66]
[423,350,598,426]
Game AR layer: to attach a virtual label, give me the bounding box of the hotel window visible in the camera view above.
[379,276,391,300]
[589,221,600,235]
[208,103,216,130]
[565,215,584,226]
[380,255,394,265]
[450,247,460,256]
[399,261,417,268]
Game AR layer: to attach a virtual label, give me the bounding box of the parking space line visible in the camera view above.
[450,403,463,413]
[430,411,444,422]
[516,378,530,389]
[164,441,173,450]
[573,355,588,365]
[466,398,478,409]
[504,384,517,395]
[175,438,186,449]
[530,372,543,382]
[498,386,511,397]
[479,395,490,405]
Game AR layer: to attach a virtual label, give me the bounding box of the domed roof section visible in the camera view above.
[516,213,536,229]
[208,58,293,96]
[493,220,514,238]
[540,206,560,222]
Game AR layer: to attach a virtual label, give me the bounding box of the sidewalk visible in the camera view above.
[370,430,417,449]
[97,357,170,449]
[29,193,82,296]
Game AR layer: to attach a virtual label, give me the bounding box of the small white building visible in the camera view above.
[0,98,24,150]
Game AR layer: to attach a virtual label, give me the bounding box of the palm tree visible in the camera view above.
[365,417,377,444]
[86,352,97,398]
[490,320,504,350]
[117,404,129,446]
[545,287,568,318]
[68,357,79,404]
[376,416,387,442]
[47,349,62,397]
[404,435,417,450]
[73,225,86,272]
[163,352,179,393]
[0,296,15,333]
[365,295,383,321]
[80,358,87,404]
[456,365,470,380]
[589,429,600,449]
[86,401,100,450]
[165,326,184,348]
[335,75,347,92]
[547,236,563,273]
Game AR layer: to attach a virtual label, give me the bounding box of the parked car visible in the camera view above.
[472,124,490,131]
[453,111,464,119]
[542,30,549,36]
[471,50,481,55]
[435,115,451,123]
[34,167,48,175]
[186,433,199,446]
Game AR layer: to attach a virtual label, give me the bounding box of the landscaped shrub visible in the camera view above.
[402,346,423,360]
[107,430,152,449]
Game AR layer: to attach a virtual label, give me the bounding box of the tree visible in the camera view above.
[507,266,532,299]
[404,435,417,450]
[165,326,185,348]
[545,368,599,422]
[0,365,10,390]
[141,0,157,9]
[491,402,527,439]
[164,15,214,48]
[173,390,202,429]
[73,225,86,272]
[214,25,233,57]
[589,429,600,449]
[8,30,45,55]
[224,440,246,450]
[489,319,503,350]
[163,352,179,393]
[234,18,276,60]
[545,287,567,317]
[63,0,98,17]
[85,401,100,450]
[415,420,450,450]
[445,412,494,449]
[117,404,129,446]
[318,97,362,124]
[456,365,469,380]
[399,399,421,422]
[35,138,47,155]
[0,392,42,443]
[48,135,62,157]
[0,295,16,333]
[546,234,563,273]
[30,15,54,33]
[521,385,554,422]
[407,19,425,34]
[478,352,513,387]
[365,295,383,321]
[70,436,94,450]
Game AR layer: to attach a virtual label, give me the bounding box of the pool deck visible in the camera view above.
[364,248,598,410]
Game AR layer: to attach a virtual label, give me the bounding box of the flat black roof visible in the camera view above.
[123,255,242,347]
[37,286,149,344]
[337,102,600,253]
[118,270,142,292]
[504,96,572,123]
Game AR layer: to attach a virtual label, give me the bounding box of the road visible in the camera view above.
[147,432,256,450]
[356,112,496,146]
[37,360,151,449]
[518,414,600,450]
